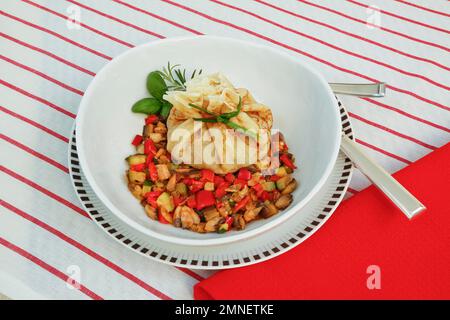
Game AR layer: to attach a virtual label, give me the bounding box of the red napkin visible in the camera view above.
[195,143,450,300]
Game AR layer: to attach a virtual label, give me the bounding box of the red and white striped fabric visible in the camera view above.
[1,0,449,299]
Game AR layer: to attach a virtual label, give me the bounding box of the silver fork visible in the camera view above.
[330,82,425,219]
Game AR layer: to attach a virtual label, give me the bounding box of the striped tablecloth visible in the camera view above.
[1,0,449,300]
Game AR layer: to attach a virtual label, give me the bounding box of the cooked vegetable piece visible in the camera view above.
[156,164,171,180]
[144,204,157,220]
[217,223,229,233]
[281,180,297,194]
[204,182,215,191]
[132,98,162,115]
[156,192,174,212]
[262,181,276,191]
[275,194,293,210]
[203,207,220,221]
[128,171,146,184]
[276,175,293,191]
[276,166,288,177]
[131,134,143,146]
[261,201,278,218]
[175,182,188,196]
[166,174,177,192]
[141,184,152,196]
[159,207,173,224]
[127,154,146,165]
[195,190,215,210]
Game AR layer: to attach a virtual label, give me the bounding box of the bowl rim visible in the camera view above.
[75,35,342,246]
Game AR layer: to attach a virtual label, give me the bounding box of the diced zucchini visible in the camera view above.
[276,175,293,191]
[128,171,146,184]
[143,180,153,187]
[276,166,288,177]
[204,182,215,191]
[175,182,188,196]
[141,184,152,196]
[156,192,174,212]
[262,181,276,191]
[217,223,229,234]
[126,154,146,165]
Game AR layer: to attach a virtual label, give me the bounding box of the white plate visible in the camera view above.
[69,100,353,270]
[75,36,342,246]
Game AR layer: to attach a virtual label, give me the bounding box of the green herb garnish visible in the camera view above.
[131,97,162,115]
[189,98,255,137]
[157,62,202,91]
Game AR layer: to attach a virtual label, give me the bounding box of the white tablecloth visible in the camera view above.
[1,0,449,299]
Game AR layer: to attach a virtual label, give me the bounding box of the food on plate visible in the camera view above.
[125,63,297,234]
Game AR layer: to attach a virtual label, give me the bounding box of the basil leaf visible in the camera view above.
[146,71,167,100]
[160,100,172,119]
[131,98,162,115]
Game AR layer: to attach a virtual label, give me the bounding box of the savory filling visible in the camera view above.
[125,64,297,234]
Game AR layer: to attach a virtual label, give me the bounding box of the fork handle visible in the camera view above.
[340,135,425,219]
[329,82,386,97]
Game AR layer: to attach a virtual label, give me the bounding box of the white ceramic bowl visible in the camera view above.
[76,36,341,246]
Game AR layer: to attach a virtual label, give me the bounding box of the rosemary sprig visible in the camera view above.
[157,62,202,91]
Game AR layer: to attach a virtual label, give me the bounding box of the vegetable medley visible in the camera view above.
[125,64,298,234]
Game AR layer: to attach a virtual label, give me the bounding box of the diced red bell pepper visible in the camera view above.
[233,195,250,213]
[183,178,193,186]
[237,168,252,181]
[131,134,143,146]
[252,183,264,197]
[225,216,234,229]
[144,139,157,155]
[200,169,215,182]
[190,180,205,193]
[147,161,158,182]
[215,200,224,209]
[215,181,230,199]
[259,191,272,201]
[269,175,281,182]
[186,195,197,209]
[195,190,216,210]
[224,173,235,183]
[145,114,159,125]
[130,163,146,172]
[280,153,297,169]
[158,209,170,224]
[146,191,162,208]
[172,195,185,207]
[213,175,225,187]
[233,178,247,189]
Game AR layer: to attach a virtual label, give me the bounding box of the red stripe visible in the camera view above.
[0,236,102,300]
[355,139,412,164]
[22,0,134,48]
[363,98,450,133]
[0,10,111,60]
[254,0,450,72]
[66,0,165,39]
[211,0,450,91]
[163,0,450,112]
[0,166,90,219]
[395,0,450,18]
[0,200,173,300]
[348,0,450,34]
[177,268,205,281]
[0,134,69,173]
[0,79,76,118]
[0,106,69,143]
[348,112,437,150]
[0,166,202,282]
[297,0,450,52]
[112,0,203,35]
[1,32,96,76]
[1,55,84,96]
